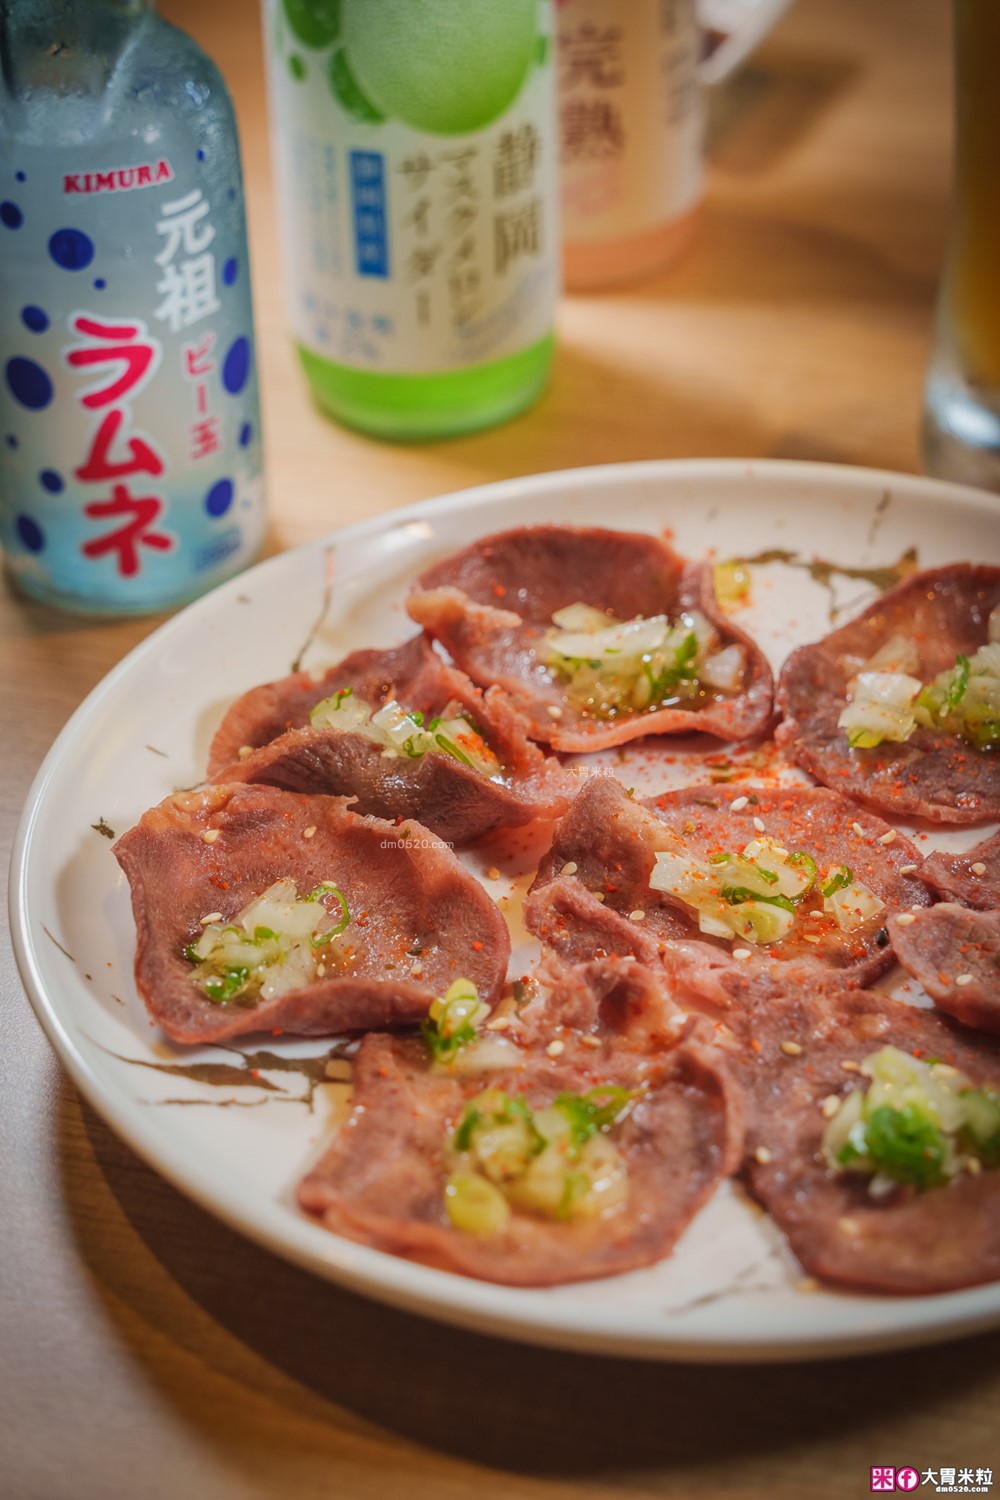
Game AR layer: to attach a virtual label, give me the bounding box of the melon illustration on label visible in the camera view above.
[282,0,541,134]
[282,0,342,50]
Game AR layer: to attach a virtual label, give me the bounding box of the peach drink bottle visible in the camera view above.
[558,0,793,291]
[558,0,703,291]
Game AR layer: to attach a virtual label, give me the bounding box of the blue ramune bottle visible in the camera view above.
[0,0,265,614]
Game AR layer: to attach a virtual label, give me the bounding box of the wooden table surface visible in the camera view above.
[4,2,998,1497]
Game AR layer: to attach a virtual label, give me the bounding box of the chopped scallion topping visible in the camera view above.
[839,641,1000,749]
[650,841,883,945]
[541,603,745,719]
[310,690,503,776]
[721,885,797,914]
[822,1046,1000,1192]
[421,978,490,1063]
[446,1084,631,1231]
[552,1085,637,1157]
[821,865,853,898]
[185,877,351,1005]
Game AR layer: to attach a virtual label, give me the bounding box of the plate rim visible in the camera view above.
[11,455,1000,1364]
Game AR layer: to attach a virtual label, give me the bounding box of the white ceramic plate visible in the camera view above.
[11,459,1000,1363]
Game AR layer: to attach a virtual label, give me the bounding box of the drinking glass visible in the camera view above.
[922,0,1000,491]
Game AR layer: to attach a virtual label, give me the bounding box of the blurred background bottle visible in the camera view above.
[922,0,1000,492]
[0,0,265,614]
[558,0,703,292]
[263,0,558,442]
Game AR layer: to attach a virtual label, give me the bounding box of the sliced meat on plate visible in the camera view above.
[520,954,693,1053]
[207,634,573,846]
[916,827,1000,910]
[889,905,1000,1035]
[777,563,1000,824]
[298,959,743,1286]
[524,776,929,1007]
[113,783,510,1045]
[407,525,774,751]
[727,988,1000,1294]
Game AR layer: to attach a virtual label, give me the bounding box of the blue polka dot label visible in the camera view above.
[0,135,264,612]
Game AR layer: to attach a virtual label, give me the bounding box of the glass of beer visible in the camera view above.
[923,0,1000,490]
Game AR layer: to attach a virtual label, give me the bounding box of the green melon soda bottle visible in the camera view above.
[263,0,558,441]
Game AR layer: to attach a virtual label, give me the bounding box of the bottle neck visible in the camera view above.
[1,1,155,100]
